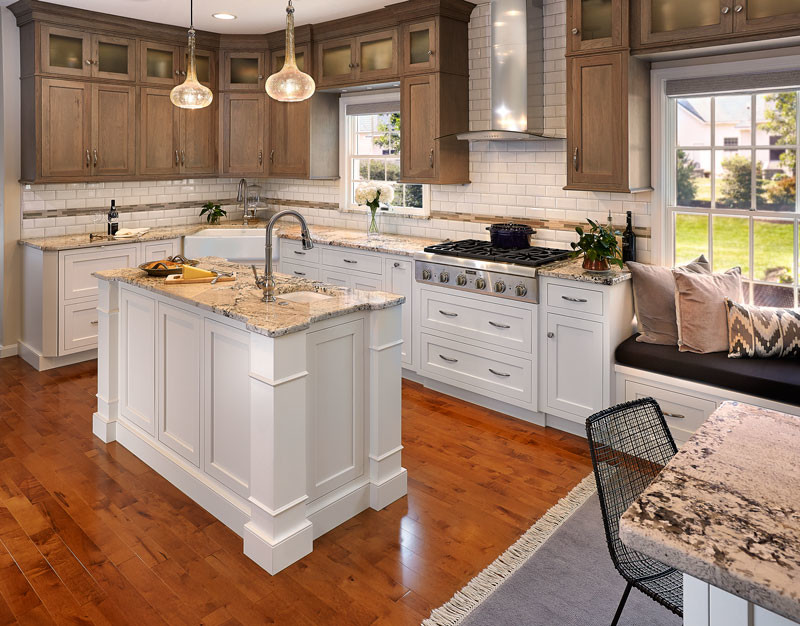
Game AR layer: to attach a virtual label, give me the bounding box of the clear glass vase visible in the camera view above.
[367,207,380,237]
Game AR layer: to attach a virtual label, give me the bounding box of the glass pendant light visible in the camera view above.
[266,0,315,102]
[171,0,213,109]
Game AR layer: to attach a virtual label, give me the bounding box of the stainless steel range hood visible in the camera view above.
[457,0,564,141]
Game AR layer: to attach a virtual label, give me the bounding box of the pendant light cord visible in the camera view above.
[190,0,193,30]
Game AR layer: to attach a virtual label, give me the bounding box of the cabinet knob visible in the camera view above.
[571,27,579,35]
[734,4,743,11]
[258,74,264,80]
[547,331,555,339]
[427,50,434,56]
[175,69,181,75]
[393,262,401,268]
[721,5,730,12]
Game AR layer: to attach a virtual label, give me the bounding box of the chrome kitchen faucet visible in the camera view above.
[252,210,313,302]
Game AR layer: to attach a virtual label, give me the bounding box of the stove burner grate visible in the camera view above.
[424,240,571,267]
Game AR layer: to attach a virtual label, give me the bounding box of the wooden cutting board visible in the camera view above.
[165,273,235,285]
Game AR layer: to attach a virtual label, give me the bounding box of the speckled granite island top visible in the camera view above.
[619,401,800,622]
[537,257,632,285]
[94,257,404,338]
[276,224,442,256]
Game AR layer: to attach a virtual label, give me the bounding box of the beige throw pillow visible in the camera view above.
[674,268,744,354]
[628,256,711,345]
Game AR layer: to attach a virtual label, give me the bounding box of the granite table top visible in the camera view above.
[537,257,632,285]
[94,257,404,338]
[276,224,442,256]
[619,401,800,623]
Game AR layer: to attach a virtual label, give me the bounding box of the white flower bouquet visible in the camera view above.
[355,183,394,235]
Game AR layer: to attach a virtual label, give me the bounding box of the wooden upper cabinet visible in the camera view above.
[91,83,135,176]
[40,26,91,77]
[181,47,216,88]
[637,0,733,44]
[733,0,800,33]
[222,93,265,175]
[223,51,266,91]
[139,41,181,85]
[316,38,357,87]
[139,87,179,176]
[267,99,310,178]
[41,78,91,177]
[401,73,469,185]
[316,28,398,87]
[92,35,136,81]
[270,45,310,74]
[566,52,650,193]
[402,20,437,73]
[567,0,628,52]
[356,30,398,81]
[180,104,217,175]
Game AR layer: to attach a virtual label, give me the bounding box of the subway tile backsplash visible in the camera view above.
[19,0,652,262]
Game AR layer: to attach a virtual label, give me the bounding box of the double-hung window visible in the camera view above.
[666,74,799,307]
[341,95,428,216]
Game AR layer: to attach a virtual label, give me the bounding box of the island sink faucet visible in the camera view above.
[252,210,313,302]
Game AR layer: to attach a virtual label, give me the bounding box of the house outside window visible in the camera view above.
[340,93,429,216]
[669,89,798,307]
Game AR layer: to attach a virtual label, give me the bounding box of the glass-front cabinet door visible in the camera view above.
[271,45,309,74]
[223,51,265,90]
[734,0,800,32]
[93,35,136,81]
[316,38,356,87]
[40,26,91,77]
[356,30,398,81]
[139,41,180,85]
[568,0,627,52]
[182,48,215,88]
[640,0,732,44]
[402,20,437,74]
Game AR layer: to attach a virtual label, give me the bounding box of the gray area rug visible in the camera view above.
[424,476,681,626]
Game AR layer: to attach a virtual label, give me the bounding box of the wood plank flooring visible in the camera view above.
[0,356,593,625]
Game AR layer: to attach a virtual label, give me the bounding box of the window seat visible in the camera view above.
[615,335,800,407]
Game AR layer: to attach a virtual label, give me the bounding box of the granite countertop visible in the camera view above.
[537,257,632,285]
[94,257,404,338]
[276,224,442,257]
[18,219,275,252]
[619,401,800,622]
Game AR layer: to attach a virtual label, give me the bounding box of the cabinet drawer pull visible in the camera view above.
[438,354,458,363]
[293,250,306,255]
[90,320,99,325]
[562,295,588,303]
[489,368,511,377]
[293,271,306,276]
[438,310,458,317]
[343,258,357,264]
[488,321,510,329]
[547,331,555,338]
[664,412,686,420]
[573,147,579,171]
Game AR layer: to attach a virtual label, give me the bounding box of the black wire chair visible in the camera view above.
[585,397,683,626]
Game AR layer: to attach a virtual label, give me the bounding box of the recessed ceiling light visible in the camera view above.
[212,12,237,20]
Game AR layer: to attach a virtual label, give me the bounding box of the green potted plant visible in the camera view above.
[200,201,226,225]
[570,219,624,272]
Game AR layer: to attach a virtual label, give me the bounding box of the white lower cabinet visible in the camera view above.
[119,288,157,435]
[282,260,321,281]
[545,312,604,419]
[142,239,181,263]
[61,300,101,353]
[157,301,202,466]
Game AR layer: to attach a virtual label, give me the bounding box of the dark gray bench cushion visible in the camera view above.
[615,335,800,407]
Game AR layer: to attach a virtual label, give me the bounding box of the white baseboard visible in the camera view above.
[18,341,96,371]
[0,343,18,358]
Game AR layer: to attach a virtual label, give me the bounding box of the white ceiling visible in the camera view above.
[0,0,404,34]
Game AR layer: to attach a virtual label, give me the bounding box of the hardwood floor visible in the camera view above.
[0,356,593,625]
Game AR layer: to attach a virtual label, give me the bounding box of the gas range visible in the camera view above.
[415,240,572,303]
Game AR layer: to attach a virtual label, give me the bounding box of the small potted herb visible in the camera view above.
[570,219,624,272]
[200,201,226,225]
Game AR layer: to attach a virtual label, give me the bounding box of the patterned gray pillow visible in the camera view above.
[725,299,800,358]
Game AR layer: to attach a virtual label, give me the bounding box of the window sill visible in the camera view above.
[341,208,431,221]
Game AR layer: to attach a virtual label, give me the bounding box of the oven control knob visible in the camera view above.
[494,280,506,293]
[515,284,528,297]
[422,268,432,280]
[475,277,486,290]
[439,271,450,283]
[456,274,467,286]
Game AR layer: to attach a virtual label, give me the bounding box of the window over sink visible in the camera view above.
[340,93,429,217]
[667,84,799,307]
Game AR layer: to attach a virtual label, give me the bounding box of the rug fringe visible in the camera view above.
[422,473,597,626]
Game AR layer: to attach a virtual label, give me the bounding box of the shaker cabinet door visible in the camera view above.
[568,0,628,52]
[92,83,136,177]
[222,93,265,175]
[40,26,91,77]
[401,74,437,181]
[733,0,800,33]
[138,87,180,176]
[41,79,91,178]
[267,99,310,178]
[180,104,217,175]
[638,0,732,44]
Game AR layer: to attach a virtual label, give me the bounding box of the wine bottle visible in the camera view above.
[622,210,636,263]
[108,199,119,236]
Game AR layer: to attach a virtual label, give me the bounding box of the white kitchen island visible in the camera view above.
[92,258,407,574]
